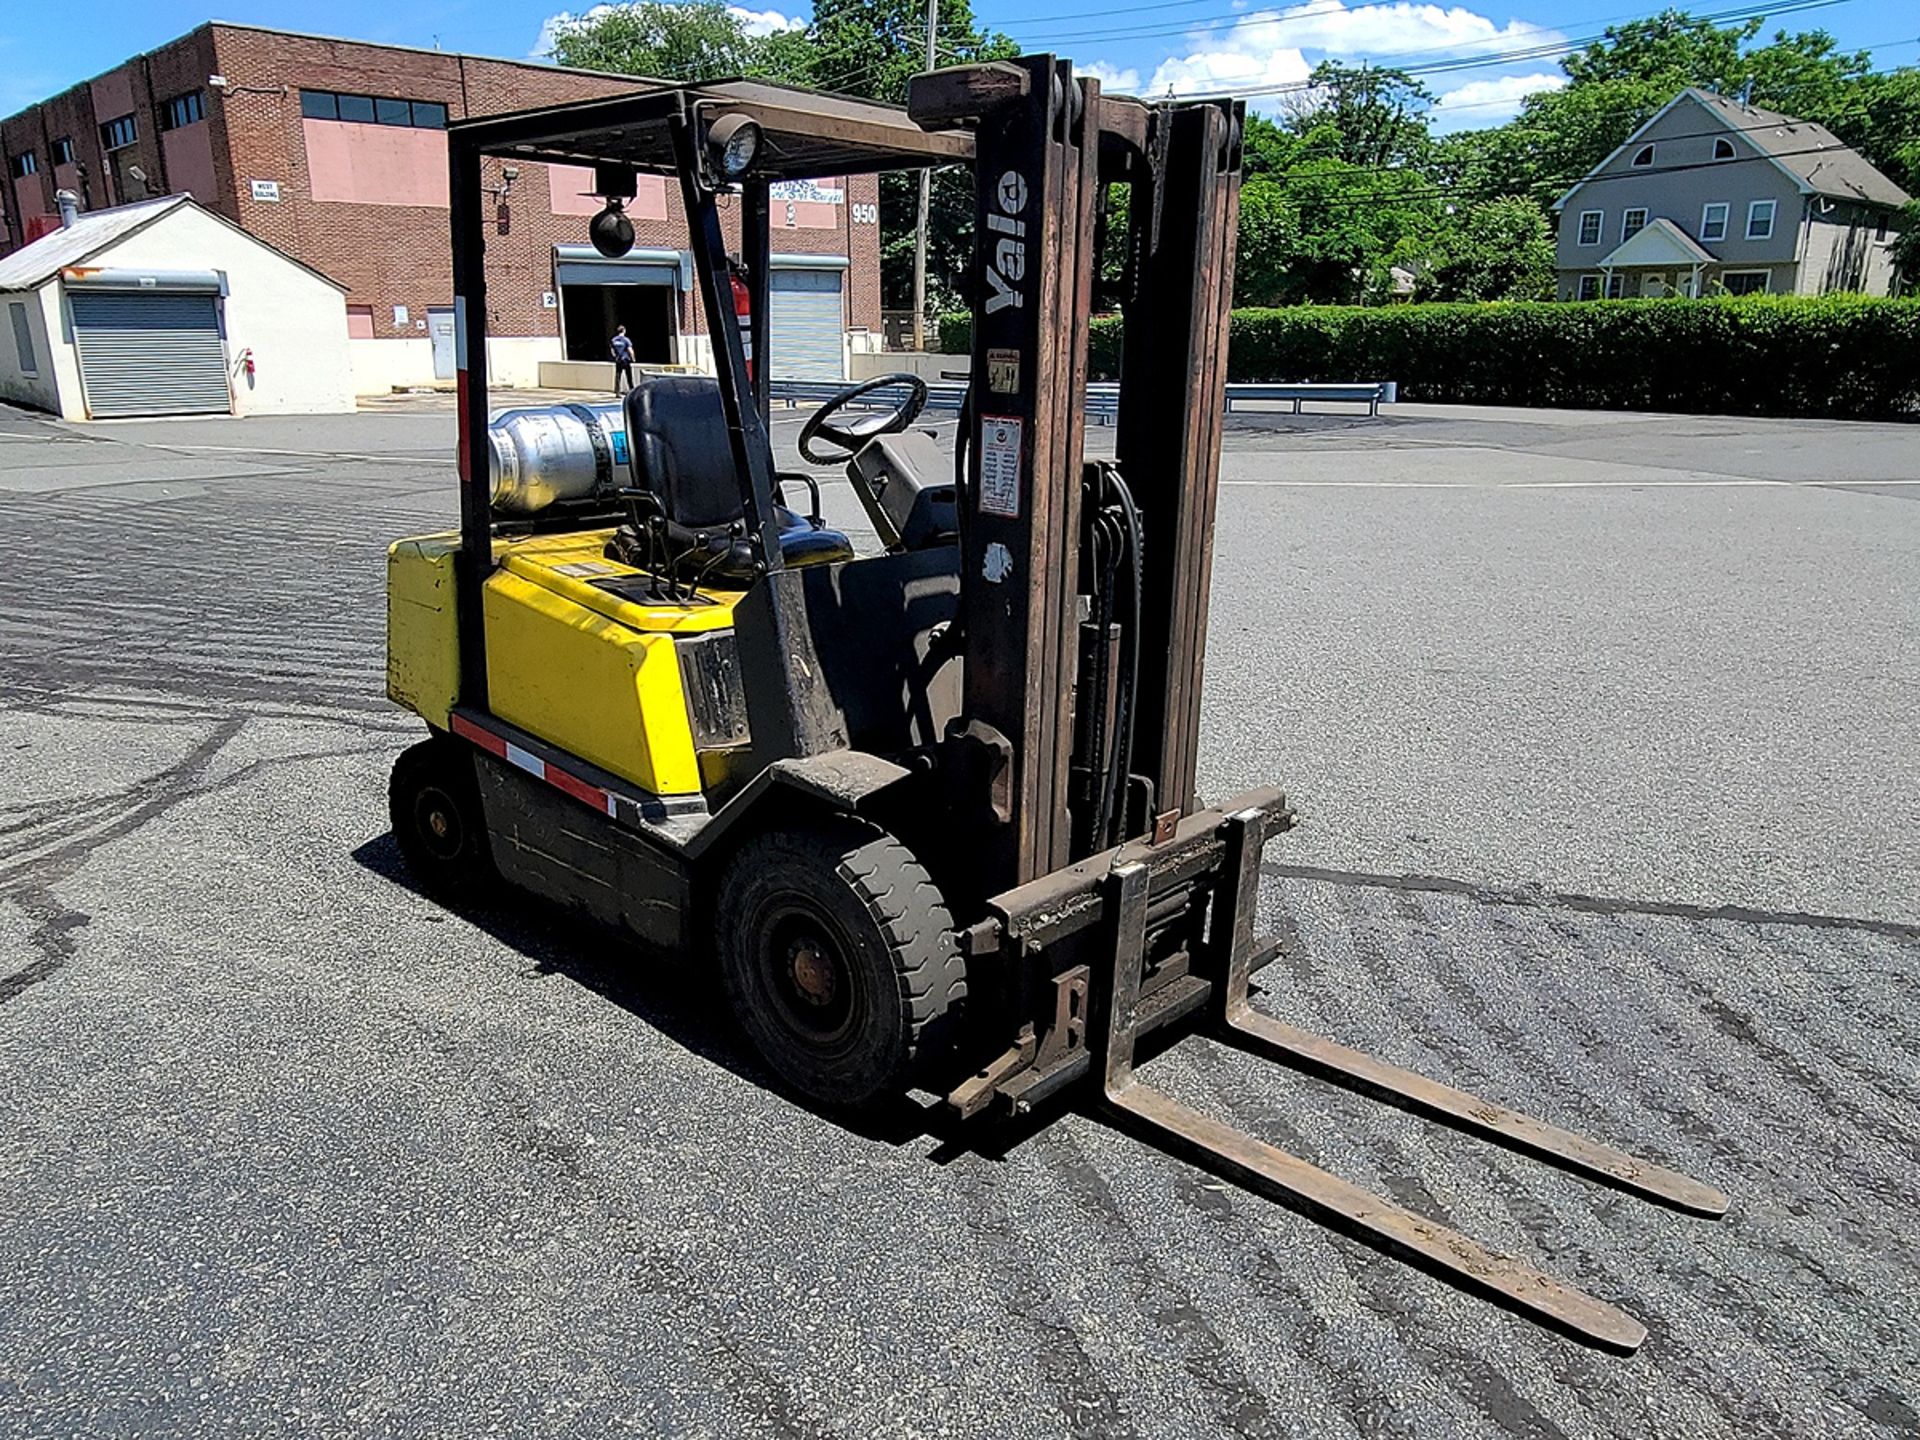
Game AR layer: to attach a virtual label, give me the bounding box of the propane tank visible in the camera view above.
[486,401,630,515]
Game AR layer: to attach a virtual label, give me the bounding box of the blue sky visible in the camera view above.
[3,0,1914,131]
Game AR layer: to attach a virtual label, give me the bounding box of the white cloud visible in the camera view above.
[1148,44,1312,101]
[532,1,803,60]
[1142,1,1565,104]
[1432,70,1565,126]
[728,5,805,36]
[1079,61,1144,93]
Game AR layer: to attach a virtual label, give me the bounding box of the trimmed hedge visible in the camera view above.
[936,296,1920,420]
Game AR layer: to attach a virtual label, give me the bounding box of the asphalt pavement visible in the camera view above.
[1,394,1916,1438]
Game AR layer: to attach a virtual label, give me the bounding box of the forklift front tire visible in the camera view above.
[389,737,493,899]
[716,818,965,1111]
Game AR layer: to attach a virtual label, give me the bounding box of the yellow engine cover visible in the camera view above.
[387,533,462,730]
[387,528,746,798]
[481,567,705,796]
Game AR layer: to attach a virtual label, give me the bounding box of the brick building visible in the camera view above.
[1,24,884,392]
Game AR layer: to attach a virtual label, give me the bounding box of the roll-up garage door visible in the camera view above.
[69,291,232,418]
[768,267,845,381]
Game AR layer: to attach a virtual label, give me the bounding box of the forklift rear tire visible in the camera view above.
[716,818,965,1111]
[389,737,493,899]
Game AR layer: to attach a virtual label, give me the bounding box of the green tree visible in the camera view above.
[1407,196,1556,301]
[1891,201,1920,294]
[1280,62,1435,169]
[544,1,808,82]
[795,0,1017,310]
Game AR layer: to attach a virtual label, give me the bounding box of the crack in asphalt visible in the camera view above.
[1265,862,1920,942]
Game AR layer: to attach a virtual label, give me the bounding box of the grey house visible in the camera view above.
[1552,88,1909,300]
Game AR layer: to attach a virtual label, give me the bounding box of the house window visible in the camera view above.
[1577,275,1601,300]
[1631,144,1655,167]
[1875,214,1889,242]
[101,114,137,151]
[1577,210,1603,245]
[161,91,206,131]
[9,302,35,375]
[1713,137,1735,160]
[1746,199,1776,240]
[1606,273,1626,299]
[1700,202,1729,243]
[53,137,75,165]
[1622,208,1648,241]
[9,152,37,177]
[300,90,448,129]
[1722,270,1769,295]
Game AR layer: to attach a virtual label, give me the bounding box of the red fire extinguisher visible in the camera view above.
[729,269,753,382]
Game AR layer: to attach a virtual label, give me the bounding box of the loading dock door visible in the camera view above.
[768,268,845,381]
[69,291,231,418]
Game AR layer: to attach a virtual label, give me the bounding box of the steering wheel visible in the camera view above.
[798,373,930,465]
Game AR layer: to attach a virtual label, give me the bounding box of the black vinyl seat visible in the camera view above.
[617,375,853,586]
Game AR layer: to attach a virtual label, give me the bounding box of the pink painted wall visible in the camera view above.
[303,120,448,207]
[162,126,220,202]
[90,70,136,122]
[547,164,667,220]
[11,176,47,227]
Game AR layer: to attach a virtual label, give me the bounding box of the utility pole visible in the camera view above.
[912,0,935,351]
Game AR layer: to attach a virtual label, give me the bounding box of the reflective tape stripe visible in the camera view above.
[451,713,615,818]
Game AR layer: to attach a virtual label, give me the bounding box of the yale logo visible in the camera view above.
[984,170,1029,315]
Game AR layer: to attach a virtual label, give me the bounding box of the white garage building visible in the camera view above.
[0,195,354,420]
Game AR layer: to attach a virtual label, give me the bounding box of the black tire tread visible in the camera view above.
[716,815,965,1104]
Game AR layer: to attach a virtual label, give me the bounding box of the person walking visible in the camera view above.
[610,325,635,394]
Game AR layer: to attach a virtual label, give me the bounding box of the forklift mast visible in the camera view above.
[910,60,1243,896]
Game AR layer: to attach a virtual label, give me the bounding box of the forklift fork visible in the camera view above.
[1094,809,1729,1355]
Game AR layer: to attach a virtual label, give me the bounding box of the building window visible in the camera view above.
[1713,137,1735,160]
[1721,270,1769,295]
[1622,208,1648,241]
[10,152,37,177]
[1577,210,1603,245]
[53,137,75,165]
[161,91,206,131]
[1577,275,1601,300]
[1631,144,1655,167]
[1700,202,1728,243]
[300,90,448,129]
[1746,199,1776,240]
[1875,214,1889,242]
[1606,273,1626,299]
[101,114,138,151]
[9,302,35,375]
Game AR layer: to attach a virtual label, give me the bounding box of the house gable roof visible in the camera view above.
[0,194,347,293]
[0,196,188,291]
[1686,88,1910,208]
[1553,87,1910,212]
[1600,217,1716,268]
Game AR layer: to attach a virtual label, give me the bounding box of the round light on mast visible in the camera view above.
[706,114,762,180]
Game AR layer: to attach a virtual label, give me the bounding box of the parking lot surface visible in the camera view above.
[1,396,1916,1438]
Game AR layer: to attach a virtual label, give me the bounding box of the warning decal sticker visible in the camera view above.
[979,415,1023,518]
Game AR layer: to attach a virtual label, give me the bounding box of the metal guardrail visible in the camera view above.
[768,378,1391,421]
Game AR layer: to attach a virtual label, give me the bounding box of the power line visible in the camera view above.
[1155,0,1854,100]
[1245,135,1907,211]
[975,0,1843,52]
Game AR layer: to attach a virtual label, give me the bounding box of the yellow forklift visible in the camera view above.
[385,58,1727,1352]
